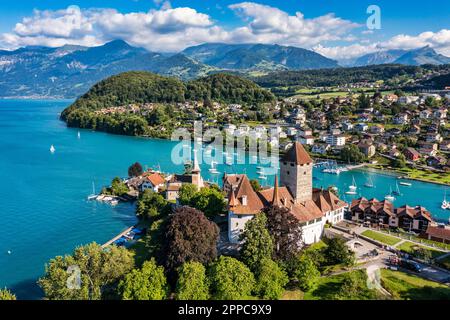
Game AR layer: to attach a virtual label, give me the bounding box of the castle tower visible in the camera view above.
[280,142,313,203]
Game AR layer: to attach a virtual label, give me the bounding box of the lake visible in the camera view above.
[0,99,449,299]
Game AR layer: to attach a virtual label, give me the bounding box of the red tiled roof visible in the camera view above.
[147,173,165,186]
[228,175,264,215]
[281,142,312,165]
[426,225,450,241]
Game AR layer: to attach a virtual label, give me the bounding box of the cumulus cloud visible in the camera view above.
[314,29,450,61]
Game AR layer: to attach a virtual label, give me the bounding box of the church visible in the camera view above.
[224,142,347,245]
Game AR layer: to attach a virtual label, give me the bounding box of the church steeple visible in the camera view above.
[272,175,282,207]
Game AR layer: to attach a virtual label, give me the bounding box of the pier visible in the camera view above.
[101,226,134,248]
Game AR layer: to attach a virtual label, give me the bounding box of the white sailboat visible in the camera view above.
[50,145,56,153]
[87,182,97,201]
[364,175,374,188]
[345,176,357,195]
[393,182,402,196]
[385,186,396,201]
[399,181,412,187]
[442,191,449,210]
[77,131,81,139]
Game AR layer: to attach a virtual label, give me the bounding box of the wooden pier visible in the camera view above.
[101,226,134,248]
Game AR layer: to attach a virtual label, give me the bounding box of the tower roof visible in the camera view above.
[281,142,312,165]
[272,175,282,207]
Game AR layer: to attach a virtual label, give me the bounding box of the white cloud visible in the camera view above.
[314,29,450,61]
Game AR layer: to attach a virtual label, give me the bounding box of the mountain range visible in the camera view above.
[0,40,449,98]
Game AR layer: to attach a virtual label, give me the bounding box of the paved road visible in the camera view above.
[327,227,450,284]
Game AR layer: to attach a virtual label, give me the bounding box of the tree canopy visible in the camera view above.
[176,261,210,300]
[254,258,288,300]
[128,162,143,177]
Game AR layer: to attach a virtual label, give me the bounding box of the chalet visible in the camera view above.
[404,147,420,162]
[141,173,165,192]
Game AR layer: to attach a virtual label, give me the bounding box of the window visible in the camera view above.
[290,163,294,167]
[287,171,290,175]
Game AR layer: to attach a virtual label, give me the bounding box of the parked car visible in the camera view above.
[401,259,423,272]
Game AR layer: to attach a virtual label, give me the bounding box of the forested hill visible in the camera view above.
[61,71,275,119]
[252,64,426,88]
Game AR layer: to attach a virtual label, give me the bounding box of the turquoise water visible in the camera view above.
[0,99,449,299]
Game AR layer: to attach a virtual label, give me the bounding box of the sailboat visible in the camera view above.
[345,176,358,195]
[364,175,374,188]
[50,145,56,153]
[392,182,402,196]
[77,131,81,139]
[442,191,449,210]
[87,182,97,201]
[385,186,396,201]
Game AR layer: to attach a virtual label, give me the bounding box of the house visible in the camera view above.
[354,123,368,132]
[408,125,421,135]
[325,134,346,147]
[419,109,432,119]
[370,124,385,134]
[312,144,331,155]
[426,132,443,143]
[140,173,165,192]
[404,147,420,161]
[298,135,315,145]
[384,94,398,103]
[358,141,376,158]
[426,156,446,168]
[425,224,450,244]
[342,122,354,131]
[393,113,409,125]
[398,96,420,105]
[226,142,347,245]
[350,198,433,233]
[166,182,182,202]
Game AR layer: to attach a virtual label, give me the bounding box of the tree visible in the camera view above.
[254,258,288,300]
[38,243,134,300]
[178,183,198,206]
[110,177,129,196]
[250,179,262,192]
[0,288,16,300]
[164,206,220,277]
[176,262,210,300]
[264,205,303,262]
[333,271,378,300]
[340,144,366,163]
[191,187,226,217]
[119,259,169,300]
[392,154,406,168]
[209,256,255,300]
[294,255,321,291]
[239,213,273,272]
[357,93,371,110]
[323,237,355,267]
[128,162,143,177]
[136,189,170,220]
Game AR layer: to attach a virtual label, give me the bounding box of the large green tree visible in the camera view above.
[164,206,220,277]
[136,189,171,220]
[340,144,366,163]
[239,213,273,272]
[190,187,227,218]
[38,243,134,300]
[323,237,355,267]
[178,183,198,205]
[176,261,210,300]
[119,259,169,300]
[254,258,288,300]
[294,255,321,291]
[209,256,255,300]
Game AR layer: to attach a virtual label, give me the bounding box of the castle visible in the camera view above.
[224,142,347,244]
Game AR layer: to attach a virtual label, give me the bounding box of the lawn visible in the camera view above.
[380,229,450,251]
[393,167,450,185]
[281,289,304,300]
[397,241,443,259]
[361,230,402,246]
[381,269,450,300]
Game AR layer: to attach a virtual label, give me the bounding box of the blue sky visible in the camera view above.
[0,0,448,61]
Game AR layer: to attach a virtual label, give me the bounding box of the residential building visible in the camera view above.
[404,147,420,161]
[358,141,376,158]
[326,134,346,147]
[140,173,165,192]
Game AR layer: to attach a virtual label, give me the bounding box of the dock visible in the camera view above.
[101,226,134,248]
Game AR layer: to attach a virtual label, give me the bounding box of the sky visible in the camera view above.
[0,0,449,61]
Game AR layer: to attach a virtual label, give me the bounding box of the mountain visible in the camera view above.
[0,40,214,98]
[354,50,408,66]
[393,46,450,66]
[182,43,339,70]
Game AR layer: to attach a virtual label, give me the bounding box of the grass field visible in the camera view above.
[381,269,450,300]
[361,230,402,246]
[393,167,450,185]
[397,241,443,259]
